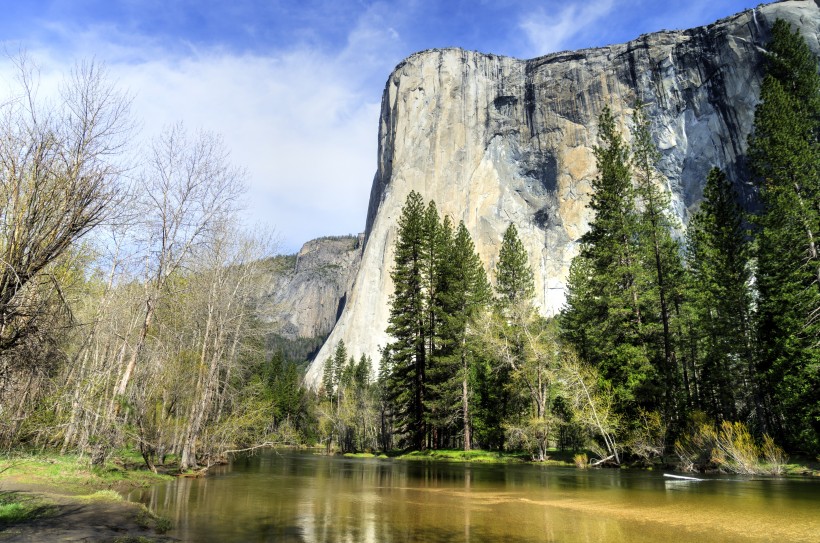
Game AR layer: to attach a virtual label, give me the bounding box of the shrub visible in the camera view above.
[573,453,589,469]
[674,418,787,475]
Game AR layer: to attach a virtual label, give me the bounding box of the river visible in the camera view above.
[127,450,819,542]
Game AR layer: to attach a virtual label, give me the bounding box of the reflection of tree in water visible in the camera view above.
[125,451,820,543]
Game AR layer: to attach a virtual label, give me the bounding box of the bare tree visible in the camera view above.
[0,55,131,353]
[0,56,132,447]
[478,304,561,462]
[560,354,622,465]
[110,123,245,411]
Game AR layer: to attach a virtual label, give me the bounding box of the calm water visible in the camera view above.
[127,450,820,543]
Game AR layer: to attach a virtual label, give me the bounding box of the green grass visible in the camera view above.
[135,506,172,534]
[0,450,173,494]
[343,452,380,458]
[338,448,580,465]
[396,449,530,464]
[0,491,57,526]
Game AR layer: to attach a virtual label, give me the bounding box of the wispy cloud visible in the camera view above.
[1,12,397,253]
[518,0,616,57]
[0,0,759,252]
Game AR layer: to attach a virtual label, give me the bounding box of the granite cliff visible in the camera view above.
[305,0,820,385]
[258,235,362,350]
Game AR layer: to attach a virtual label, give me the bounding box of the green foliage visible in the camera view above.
[748,19,820,453]
[384,191,429,449]
[632,101,686,419]
[495,224,534,307]
[426,220,491,449]
[684,168,755,422]
[674,416,788,475]
[561,105,658,413]
[266,333,326,369]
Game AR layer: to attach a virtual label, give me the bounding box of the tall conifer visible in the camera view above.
[749,19,820,452]
[562,106,655,412]
[632,101,686,419]
[427,221,490,449]
[385,191,428,449]
[685,168,755,422]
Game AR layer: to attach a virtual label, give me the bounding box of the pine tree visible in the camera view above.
[333,341,348,386]
[748,19,820,452]
[561,106,656,412]
[354,354,372,391]
[268,351,304,427]
[426,221,491,449]
[495,224,534,308]
[477,223,535,449]
[322,355,335,402]
[632,101,686,419]
[685,168,755,422]
[385,191,429,449]
[422,201,444,367]
[423,213,454,447]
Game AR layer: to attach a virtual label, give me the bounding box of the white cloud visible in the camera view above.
[116,52,381,252]
[519,0,616,57]
[1,19,391,254]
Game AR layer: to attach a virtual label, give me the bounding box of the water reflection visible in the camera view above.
[128,451,820,543]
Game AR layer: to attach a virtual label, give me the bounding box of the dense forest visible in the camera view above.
[1,20,817,473]
[313,19,819,469]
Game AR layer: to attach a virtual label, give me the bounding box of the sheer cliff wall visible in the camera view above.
[306,1,820,385]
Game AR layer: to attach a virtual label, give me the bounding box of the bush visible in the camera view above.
[674,418,788,475]
[573,453,589,469]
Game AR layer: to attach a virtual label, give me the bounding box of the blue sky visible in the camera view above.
[0,0,762,252]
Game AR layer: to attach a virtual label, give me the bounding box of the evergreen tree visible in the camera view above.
[333,341,348,385]
[748,19,820,452]
[495,224,534,307]
[268,351,304,428]
[561,106,656,412]
[354,354,372,391]
[632,101,686,420]
[385,191,429,449]
[477,223,535,448]
[423,213,454,447]
[426,221,491,449]
[422,202,445,364]
[684,167,755,422]
[322,355,335,402]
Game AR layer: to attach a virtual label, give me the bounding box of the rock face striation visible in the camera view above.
[258,235,362,342]
[305,0,820,386]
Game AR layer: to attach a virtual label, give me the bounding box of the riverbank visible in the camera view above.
[341,448,820,475]
[343,448,578,466]
[0,451,174,542]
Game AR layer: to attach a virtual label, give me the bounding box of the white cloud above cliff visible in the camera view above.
[0,0,762,252]
[519,0,616,56]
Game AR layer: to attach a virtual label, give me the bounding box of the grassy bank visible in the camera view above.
[0,450,173,541]
[341,448,578,466]
[0,450,173,493]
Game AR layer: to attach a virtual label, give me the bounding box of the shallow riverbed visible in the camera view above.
[127,450,820,543]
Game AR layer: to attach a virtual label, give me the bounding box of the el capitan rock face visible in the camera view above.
[305,0,820,385]
[258,235,362,341]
